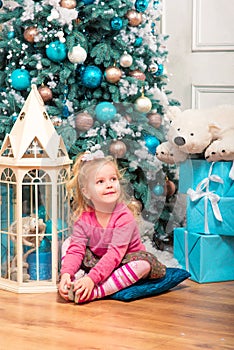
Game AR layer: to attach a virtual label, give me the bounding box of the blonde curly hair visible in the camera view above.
[67,152,140,221]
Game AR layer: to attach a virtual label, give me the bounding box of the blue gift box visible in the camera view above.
[179,160,234,197]
[186,196,234,236]
[173,227,234,283]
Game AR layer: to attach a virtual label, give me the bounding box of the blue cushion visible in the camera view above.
[110,268,191,302]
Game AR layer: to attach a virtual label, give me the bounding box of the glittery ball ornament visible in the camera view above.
[135,0,149,12]
[126,10,143,26]
[129,69,146,81]
[7,31,15,39]
[120,53,133,68]
[153,184,164,196]
[135,95,152,113]
[10,69,31,90]
[147,112,162,128]
[144,135,160,154]
[38,86,53,102]
[110,17,123,30]
[60,0,77,9]
[81,65,103,88]
[109,140,127,158]
[165,179,176,197]
[68,45,87,64]
[23,26,38,43]
[105,66,122,84]
[95,102,117,123]
[75,112,94,131]
[46,41,67,62]
[134,37,143,47]
[155,64,164,76]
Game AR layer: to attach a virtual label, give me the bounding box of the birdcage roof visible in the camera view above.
[0,84,71,166]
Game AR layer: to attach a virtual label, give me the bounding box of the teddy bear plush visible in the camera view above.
[156,105,234,164]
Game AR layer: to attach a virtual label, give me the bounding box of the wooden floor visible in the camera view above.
[0,279,233,350]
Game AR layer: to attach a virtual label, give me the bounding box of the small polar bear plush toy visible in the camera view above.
[156,105,234,164]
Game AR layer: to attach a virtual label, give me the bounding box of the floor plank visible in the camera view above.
[0,279,233,350]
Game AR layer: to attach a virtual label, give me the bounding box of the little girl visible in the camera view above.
[59,150,166,304]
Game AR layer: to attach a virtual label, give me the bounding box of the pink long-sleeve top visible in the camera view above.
[61,203,146,285]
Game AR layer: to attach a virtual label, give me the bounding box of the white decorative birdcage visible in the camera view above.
[0,85,72,293]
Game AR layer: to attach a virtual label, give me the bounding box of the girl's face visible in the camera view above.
[83,162,121,211]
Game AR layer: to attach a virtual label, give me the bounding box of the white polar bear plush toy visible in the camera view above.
[156,105,234,164]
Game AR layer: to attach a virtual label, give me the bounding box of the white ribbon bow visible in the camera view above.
[187,162,223,233]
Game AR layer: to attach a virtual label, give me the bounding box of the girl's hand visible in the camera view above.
[59,273,72,300]
[74,276,95,301]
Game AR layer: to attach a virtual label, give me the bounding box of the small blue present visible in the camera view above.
[186,192,234,236]
[179,160,234,197]
[173,227,234,283]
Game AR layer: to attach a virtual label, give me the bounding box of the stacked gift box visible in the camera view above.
[174,159,234,283]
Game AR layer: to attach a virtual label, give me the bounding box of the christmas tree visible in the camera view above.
[0,0,181,247]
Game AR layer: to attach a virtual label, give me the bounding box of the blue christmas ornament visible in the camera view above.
[11,113,18,122]
[63,105,70,118]
[0,0,3,9]
[81,65,103,88]
[153,0,160,9]
[110,17,123,30]
[155,64,164,76]
[10,69,31,90]
[134,37,143,47]
[82,0,95,4]
[95,102,117,123]
[144,135,160,154]
[153,184,164,196]
[135,0,149,12]
[46,40,67,62]
[7,31,15,39]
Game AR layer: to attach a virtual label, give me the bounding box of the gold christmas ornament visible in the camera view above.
[109,140,127,158]
[68,45,87,64]
[126,10,143,27]
[135,95,152,113]
[105,66,122,84]
[165,179,176,197]
[119,53,133,68]
[60,0,77,9]
[23,26,38,43]
[147,112,162,128]
[75,112,94,131]
[129,69,146,81]
[38,85,53,102]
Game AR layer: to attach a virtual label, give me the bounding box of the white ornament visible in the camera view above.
[135,95,152,113]
[68,45,87,64]
[120,53,133,68]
